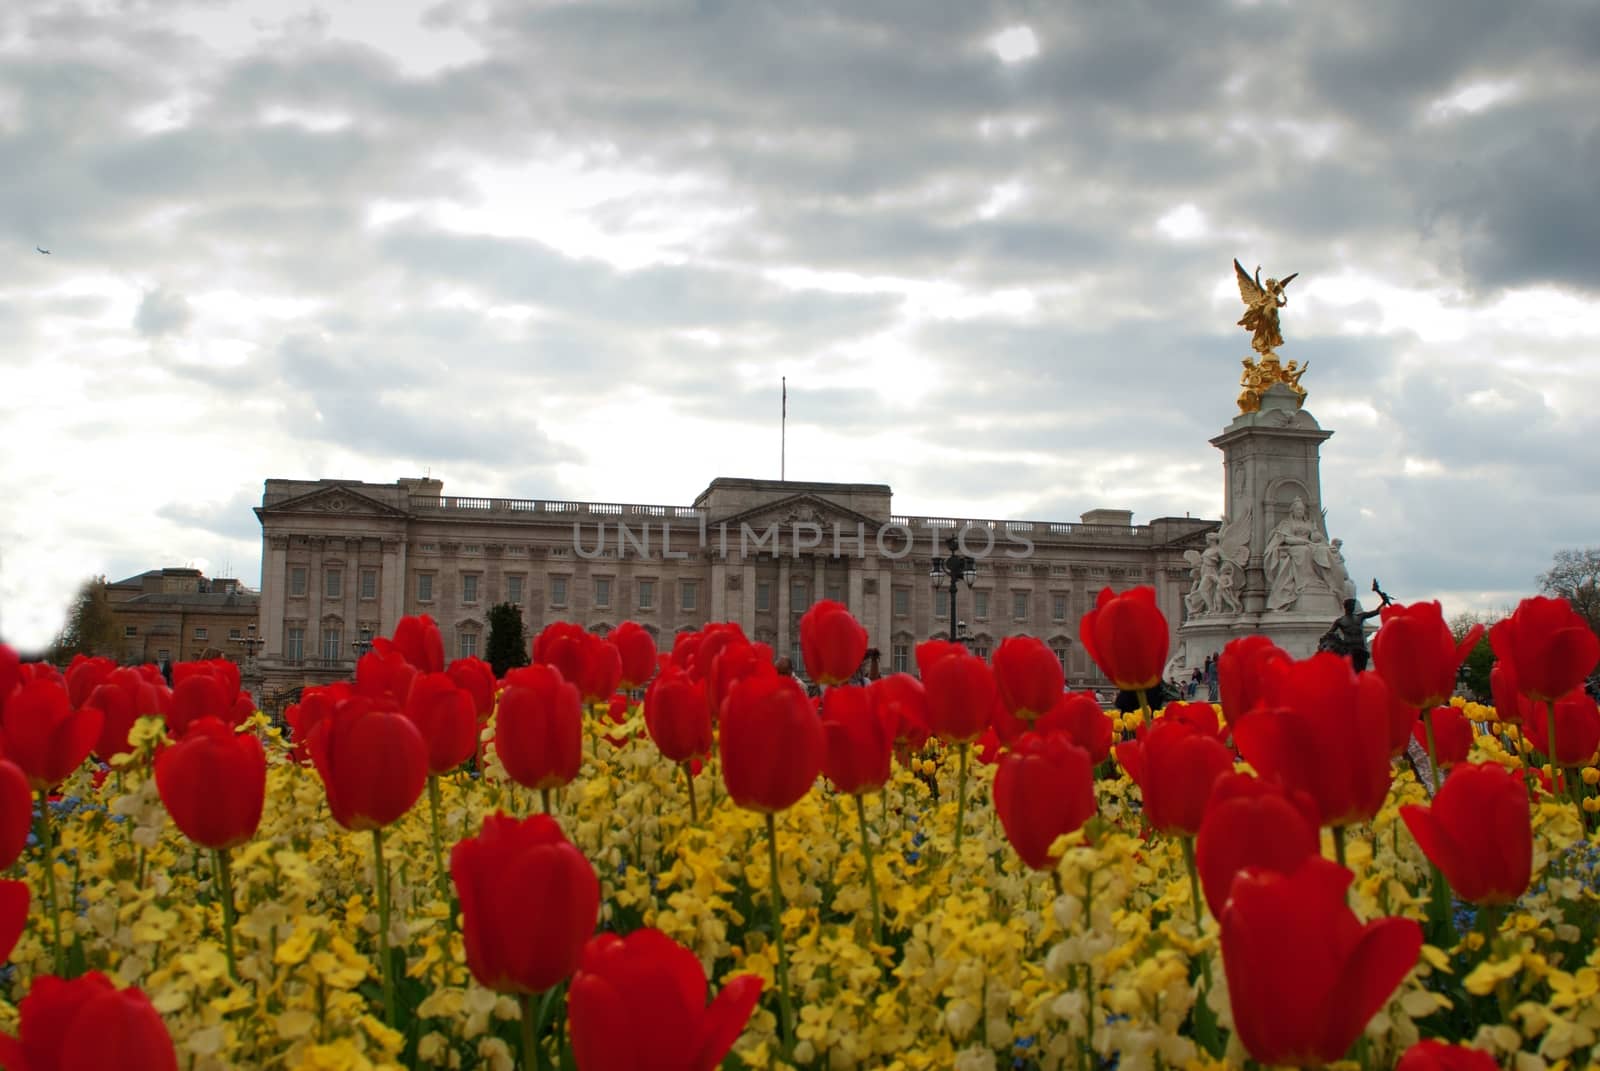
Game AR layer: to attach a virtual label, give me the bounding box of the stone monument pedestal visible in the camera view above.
[1170,381,1358,678]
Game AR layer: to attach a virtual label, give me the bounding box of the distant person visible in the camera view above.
[1204,654,1219,702]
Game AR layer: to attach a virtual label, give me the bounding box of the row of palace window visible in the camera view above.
[121,625,247,641]
[286,568,1076,628]
[893,588,1072,622]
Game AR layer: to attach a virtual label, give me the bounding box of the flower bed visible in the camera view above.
[0,594,1597,1070]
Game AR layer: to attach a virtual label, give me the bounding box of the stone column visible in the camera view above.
[380,539,405,635]
[776,557,791,657]
[263,535,288,658]
[847,566,865,638]
[741,562,757,625]
[710,561,727,620]
[306,537,324,659]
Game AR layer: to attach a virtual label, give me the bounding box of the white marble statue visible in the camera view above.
[1264,496,1336,611]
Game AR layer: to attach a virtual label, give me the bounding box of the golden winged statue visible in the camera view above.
[1234,258,1298,355]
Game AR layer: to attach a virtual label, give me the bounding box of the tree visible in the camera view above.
[1539,548,1600,639]
[485,602,530,677]
[1449,611,1500,701]
[52,576,119,662]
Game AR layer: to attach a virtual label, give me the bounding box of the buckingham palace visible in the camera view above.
[252,475,1217,700]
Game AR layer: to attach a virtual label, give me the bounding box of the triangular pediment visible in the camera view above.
[715,493,883,531]
[255,485,409,519]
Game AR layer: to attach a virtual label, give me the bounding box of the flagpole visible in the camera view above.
[781,376,787,482]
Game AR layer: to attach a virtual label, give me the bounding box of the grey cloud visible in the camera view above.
[157,488,262,543]
[135,287,191,336]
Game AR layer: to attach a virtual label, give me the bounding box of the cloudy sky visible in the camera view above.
[3,0,1598,649]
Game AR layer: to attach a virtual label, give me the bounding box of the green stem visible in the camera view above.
[953,743,971,856]
[540,787,553,814]
[519,991,540,1071]
[1180,835,1204,931]
[854,794,883,945]
[681,762,699,824]
[765,812,796,1051]
[214,848,239,982]
[1423,707,1442,793]
[1332,825,1348,870]
[372,827,396,1028]
[427,775,451,926]
[35,789,65,975]
[1051,868,1064,898]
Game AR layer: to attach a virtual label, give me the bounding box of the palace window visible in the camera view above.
[506,575,524,605]
[322,627,341,661]
[893,588,909,616]
[594,577,612,608]
[360,569,378,600]
[1052,593,1067,621]
[459,631,479,659]
[974,591,989,619]
[756,582,771,612]
[637,580,654,610]
[286,627,304,661]
[892,644,909,674]
[681,581,698,612]
[550,576,569,607]
[417,573,434,601]
[1013,592,1029,620]
[193,627,208,641]
[325,569,342,599]
[462,574,480,603]
[289,567,307,597]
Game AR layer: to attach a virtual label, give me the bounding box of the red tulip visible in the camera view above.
[64,655,116,708]
[1413,706,1473,768]
[534,621,592,686]
[154,718,265,850]
[1161,700,1226,740]
[994,731,1097,870]
[0,760,31,869]
[1372,602,1482,709]
[1195,773,1321,913]
[1521,688,1600,766]
[1488,661,1529,726]
[354,641,418,705]
[1079,586,1169,692]
[0,972,179,1071]
[1489,595,1600,703]
[1383,689,1422,758]
[0,879,26,962]
[611,622,658,691]
[820,685,894,795]
[173,659,241,707]
[644,666,712,764]
[705,640,775,719]
[1221,857,1422,1067]
[1217,636,1291,726]
[917,643,994,745]
[690,623,748,681]
[870,673,930,751]
[308,696,428,831]
[167,674,231,738]
[799,600,869,687]
[1233,654,1394,828]
[403,673,479,774]
[495,666,583,791]
[1115,719,1234,836]
[575,633,623,704]
[285,683,350,764]
[446,657,497,721]
[84,668,170,760]
[451,813,599,995]
[1396,1040,1501,1071]
[568,928,763,1071]
[392,613,445,674]
[0,680,101,791]
[992,636,1065,720]
[914,639,966,677]
[0,644,20,716]
[720,673,823,813]
[1400,762,1531,905]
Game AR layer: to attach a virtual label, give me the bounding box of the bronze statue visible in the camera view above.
[1317,579,1394,671]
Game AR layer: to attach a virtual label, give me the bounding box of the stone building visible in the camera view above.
[252,476,1215,703]
[107,568,261,669]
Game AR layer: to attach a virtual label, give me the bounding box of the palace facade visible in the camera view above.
[252,476,1216,705]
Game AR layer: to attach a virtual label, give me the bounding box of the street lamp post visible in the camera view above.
[236,624,265,666]
[929,537,978,645]
[351,629,374,661]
